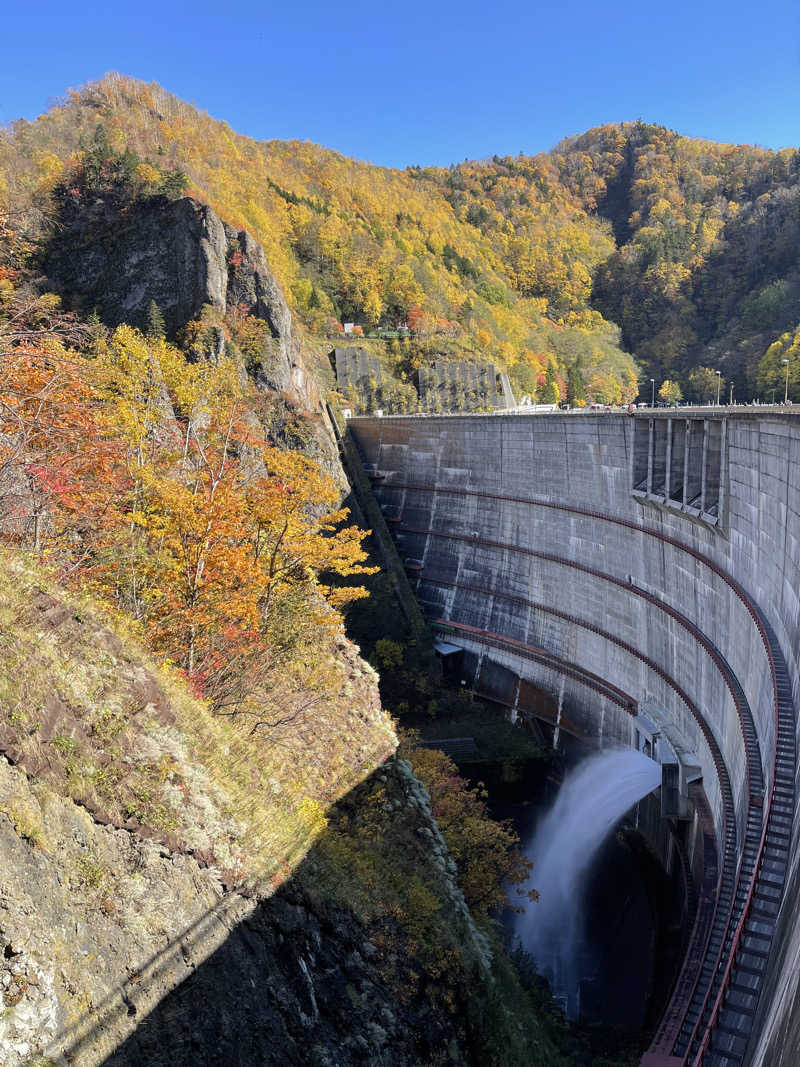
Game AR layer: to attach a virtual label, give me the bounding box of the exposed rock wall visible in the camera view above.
[0,554,402,1065]
[43,195,325,415]
[0,752,495,1067]
[0,554,534,1067]
[0,753,256,1065]
[101,758,493,1067]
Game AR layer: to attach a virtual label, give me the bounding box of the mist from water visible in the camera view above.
[513,748,661,1018]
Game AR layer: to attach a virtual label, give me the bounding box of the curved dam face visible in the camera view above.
[349,410,799,1067]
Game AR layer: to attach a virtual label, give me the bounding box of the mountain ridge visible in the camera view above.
[3,75,800,402]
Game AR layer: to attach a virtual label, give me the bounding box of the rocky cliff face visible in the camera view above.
[43,195,325,415]
[0,554,543,1067]
[0,750,494,1067]
[2,192,564,1067]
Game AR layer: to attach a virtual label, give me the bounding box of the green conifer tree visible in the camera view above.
[566,359,586,405]
[145,300,166,340]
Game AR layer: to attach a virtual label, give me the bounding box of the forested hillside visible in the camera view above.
[1,75,637,405]
[551,123,800,400]
[4,76,800,403]
[0,155,565,1064]
[9,72,798,1064]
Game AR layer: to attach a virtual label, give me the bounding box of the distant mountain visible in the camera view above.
[551,122,800,399]
[3,76,799,402]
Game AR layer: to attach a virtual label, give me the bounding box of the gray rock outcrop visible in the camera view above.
[43,195,323,413]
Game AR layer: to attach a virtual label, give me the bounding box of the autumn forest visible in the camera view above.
[3,75,800,409]
[4,69,800,1067]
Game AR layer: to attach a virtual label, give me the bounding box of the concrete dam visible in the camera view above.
[348,410,800,1067]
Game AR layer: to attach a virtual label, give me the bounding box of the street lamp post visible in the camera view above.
[715,370,721,406]
[784,359,790,404]
[650,378,655,407]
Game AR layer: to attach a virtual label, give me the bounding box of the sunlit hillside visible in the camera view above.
[4,76,800,402]
[0,74,638,405]
[550,123,800,396]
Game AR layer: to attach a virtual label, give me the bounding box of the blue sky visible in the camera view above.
[3,0,799,168]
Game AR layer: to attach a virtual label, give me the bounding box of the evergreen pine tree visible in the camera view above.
[86,308,108,342]
[566,359,586,405]
[145,300,166,340]
[159,169,189,200]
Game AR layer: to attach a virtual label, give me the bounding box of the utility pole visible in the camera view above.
[650,378,655,407]
[784,359,790,403]
[715,370,721,406]
[729,382,734,406]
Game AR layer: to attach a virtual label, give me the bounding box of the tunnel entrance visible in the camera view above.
[433,637,464,680]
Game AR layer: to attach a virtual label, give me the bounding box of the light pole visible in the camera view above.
[784,359,790,403]
[715,370,721,406]
[650,378,655,407]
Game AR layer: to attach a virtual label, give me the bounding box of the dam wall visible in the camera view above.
[349,411,799,1067]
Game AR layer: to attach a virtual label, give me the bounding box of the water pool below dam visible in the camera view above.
[348,409,800,1067]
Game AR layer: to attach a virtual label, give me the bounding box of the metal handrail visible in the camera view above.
[420,566,756,1057]
[376,480,776,668]
[691,626,780,1064]
[431,618,637,710]
[403,527,754,795]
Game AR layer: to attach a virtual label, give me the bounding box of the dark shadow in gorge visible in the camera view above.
[43,756,553,1067]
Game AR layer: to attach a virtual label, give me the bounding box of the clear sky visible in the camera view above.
[3,0,799,168]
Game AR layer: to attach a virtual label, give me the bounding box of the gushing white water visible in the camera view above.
[514,749,661,1018]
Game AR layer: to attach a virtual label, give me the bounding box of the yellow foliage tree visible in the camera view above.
[658,379,683,405]
[404,737,534,921]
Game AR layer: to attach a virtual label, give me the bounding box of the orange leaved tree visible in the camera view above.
[87,326,376,705]
[0,346,114,553]
[0,320,377,727]
[403,736,535,922]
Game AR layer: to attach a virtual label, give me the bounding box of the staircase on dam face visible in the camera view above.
[694,613,795,1067]
[671,647,763,1062]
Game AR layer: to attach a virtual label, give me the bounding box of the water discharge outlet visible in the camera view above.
[514,749,662,1018]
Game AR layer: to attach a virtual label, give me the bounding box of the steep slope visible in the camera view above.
[0,550,567,1067]
[6,81,800,402]
[42,190,330,416]
[551,122,800,395]
[0,206,567,1064]
[0,550,394,1063]
[0,74,638,404]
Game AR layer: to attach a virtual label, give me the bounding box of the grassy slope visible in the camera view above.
[0,549,396,887]
[0,550,567,1066]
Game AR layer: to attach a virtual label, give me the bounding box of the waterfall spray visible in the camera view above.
[514,748,661,1018]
